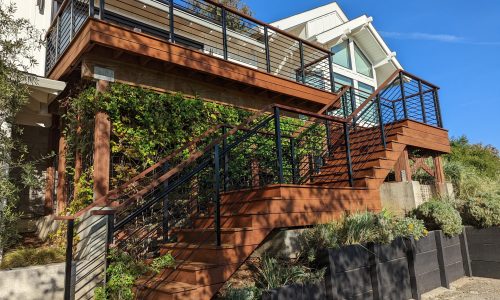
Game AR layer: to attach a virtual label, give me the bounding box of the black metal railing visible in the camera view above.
[45,0,335,93]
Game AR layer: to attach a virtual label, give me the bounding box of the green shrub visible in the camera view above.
[460,196,500,228]
[0,247,65,269]
[221,284,261,300]
[412,199,463,236]
[255,255,324,291]
[94,250,175,300]
[298,210,427,264]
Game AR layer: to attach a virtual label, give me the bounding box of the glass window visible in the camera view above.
[354,43,373,78]
[333,73,353,91]
[331,41,351,69]
[358,82,375,93]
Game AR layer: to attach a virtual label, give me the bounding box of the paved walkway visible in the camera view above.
[422,277,500,300]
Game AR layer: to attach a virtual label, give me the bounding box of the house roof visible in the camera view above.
[271,2,402,85]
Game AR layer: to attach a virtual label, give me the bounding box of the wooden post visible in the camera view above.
[433,155,446,196]
[394,148,412,182]
[44,115,60,215]
[93,80,111,200]
[73,116,82,199]
[56,118,67,214]
[433,155,445,184]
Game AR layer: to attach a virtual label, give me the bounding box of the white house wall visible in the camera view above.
[13,0,53,77]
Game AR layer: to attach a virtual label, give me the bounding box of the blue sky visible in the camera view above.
[245,0,500,149]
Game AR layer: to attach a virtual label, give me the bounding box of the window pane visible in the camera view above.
[333,73,353,90]
[331,41,351,69]
[354,43,373,78]
[358,82,374,93]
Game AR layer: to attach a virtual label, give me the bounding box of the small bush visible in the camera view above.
[412,199,463,236]
[255,255,325,291]
[460,196,500,228]
[94,250,175,300]
[221,284,261,300]
[0,247,65,269]
[298,210,427,264]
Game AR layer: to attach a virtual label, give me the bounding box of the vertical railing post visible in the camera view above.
[399,72,408,119]
[55,17,60,58]
[343,123,354,187]
[89,0,95,17]
[418,79,427,124]
[325,120,332,156]
[213,144,221,246]
[221,7,228,60]
[299,41,305,84]
[98,0,105,20]
[328,53,335,92]
[376,95,387,148]
[169,0,175,43]
[433,88,443,128]
[222,126,229,192]
[160,162,169,242]
[290,138,297,184]
[69,0,74,39]
[105,212,115,276]
[349,87,357,127]
[273,106,284,184]
[342,93,348,118]
[392,101,397,121]
[63,218,74,300]
[264,26,271,73]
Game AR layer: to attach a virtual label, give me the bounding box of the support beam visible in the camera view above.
[73,116,82,199]
[394,148,412,182]
[56,118,67,214]
[44,116,59,215]
[93,80,111,200]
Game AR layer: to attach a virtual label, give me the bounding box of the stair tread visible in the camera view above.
[178,227,253,233]
[162,242,237,249]
[172,260,219,271]
[136,278,199,293]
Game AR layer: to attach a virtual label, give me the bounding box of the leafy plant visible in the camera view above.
[298,210,427,264]
[254,254,324,291]
[412,199,463,236]
[221,284,262,300]
[94,250,175,300]
[0,247,65,269]
[459,196,500,228]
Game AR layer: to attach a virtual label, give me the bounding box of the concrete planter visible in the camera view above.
[465,226,500,279]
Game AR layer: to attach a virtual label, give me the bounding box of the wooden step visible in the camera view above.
[135,279,200,300]
[176,227,269,245]
[157,260,239,286]
[160,242,256,264]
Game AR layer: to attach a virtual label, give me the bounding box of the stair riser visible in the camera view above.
[177,229,269,245]
[160,245,255,264]
[158,264,238,286]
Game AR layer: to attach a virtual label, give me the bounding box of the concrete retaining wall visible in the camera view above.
[0,263,67,300]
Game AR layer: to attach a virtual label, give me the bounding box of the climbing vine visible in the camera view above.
[62,83,252,212]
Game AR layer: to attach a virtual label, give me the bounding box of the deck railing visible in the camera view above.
[45,0,335,92]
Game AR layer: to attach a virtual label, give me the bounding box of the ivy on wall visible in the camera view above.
[62,83,252,212]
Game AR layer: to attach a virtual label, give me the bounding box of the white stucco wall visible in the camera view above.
[12,0,53,76]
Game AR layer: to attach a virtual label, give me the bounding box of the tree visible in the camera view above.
[186,0,254,32]
[0,2,43,263]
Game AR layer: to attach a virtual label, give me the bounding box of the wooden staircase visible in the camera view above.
[58,70,451,300]
[312,120,450,188]
[134,185,381,299]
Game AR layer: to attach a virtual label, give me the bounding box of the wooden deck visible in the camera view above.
[48,19,338,108]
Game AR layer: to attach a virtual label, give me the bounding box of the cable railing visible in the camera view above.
[45,0,336,93]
